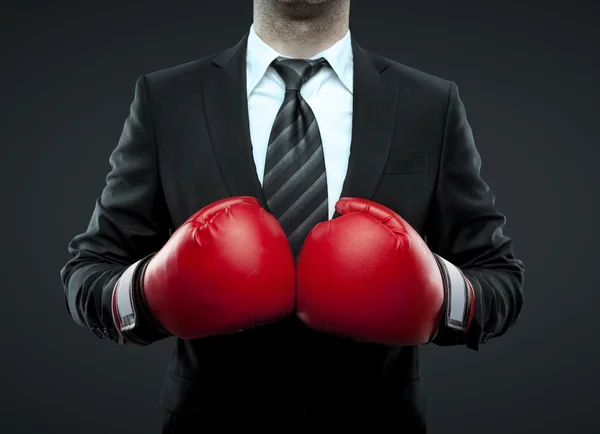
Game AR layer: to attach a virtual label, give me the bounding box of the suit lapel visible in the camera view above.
[202,33,269,209]
[334,38,402,218]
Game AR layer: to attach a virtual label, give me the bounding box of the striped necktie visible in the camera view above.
[262,57,330,258]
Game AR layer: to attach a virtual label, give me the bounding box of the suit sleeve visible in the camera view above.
[60,75,172,343]
[426,81,525,351]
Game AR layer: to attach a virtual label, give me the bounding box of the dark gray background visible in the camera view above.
[2,1,598,433]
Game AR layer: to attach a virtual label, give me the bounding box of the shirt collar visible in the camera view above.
[246,23,353,97]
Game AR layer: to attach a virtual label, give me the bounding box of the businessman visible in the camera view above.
[61,0,525,432]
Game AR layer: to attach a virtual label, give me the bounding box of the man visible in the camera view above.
[60,0,525,432]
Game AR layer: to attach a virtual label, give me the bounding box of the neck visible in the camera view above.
[253,0,350,58]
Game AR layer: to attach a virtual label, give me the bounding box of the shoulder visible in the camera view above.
[141,53,220,91]
[363,48,454,102]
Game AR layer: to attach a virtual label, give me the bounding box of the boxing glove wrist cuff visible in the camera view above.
[112,255,169,345]
[433,254,475,334]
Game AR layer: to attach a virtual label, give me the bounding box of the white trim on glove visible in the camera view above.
[435,255,474,333]
[111,259,144,342]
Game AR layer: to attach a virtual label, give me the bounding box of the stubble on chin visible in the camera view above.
[270,0,340,21]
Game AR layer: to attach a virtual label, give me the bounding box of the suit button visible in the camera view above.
[108,329,118,341]
[482,332,493,343]
[91,327,105,338]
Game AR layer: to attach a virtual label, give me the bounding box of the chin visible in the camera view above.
[266,0,344,21]
[278,0,331,3]
[275,0,337,15]
[276,0,335,6]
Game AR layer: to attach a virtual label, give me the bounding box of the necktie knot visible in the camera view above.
[271,57,329,91]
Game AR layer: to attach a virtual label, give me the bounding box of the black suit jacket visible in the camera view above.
[60,33,524,431]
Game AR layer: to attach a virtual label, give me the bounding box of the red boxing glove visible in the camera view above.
[112,196,296,343]
[296,197,475,346]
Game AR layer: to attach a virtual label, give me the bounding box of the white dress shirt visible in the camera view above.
[246,24,354,220]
